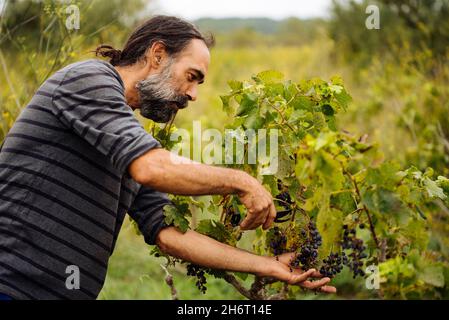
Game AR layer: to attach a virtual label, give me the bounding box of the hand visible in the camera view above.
[257,253,337,293]
[236,173,276,230]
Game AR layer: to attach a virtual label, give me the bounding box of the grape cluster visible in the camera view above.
[319,252,347,278]
[186,264,207,294]
[224,205,241,227]
[290,221,322,269]
[269,227,287,255]
[341,225,367,278]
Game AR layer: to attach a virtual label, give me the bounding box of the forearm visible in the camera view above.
[129,148,253,196]
[155,227,337,294]
[156,226,273,275]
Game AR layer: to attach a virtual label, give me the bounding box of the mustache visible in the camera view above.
[159,95,189,110]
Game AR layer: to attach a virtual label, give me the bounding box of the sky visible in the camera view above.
[152,0,333,20]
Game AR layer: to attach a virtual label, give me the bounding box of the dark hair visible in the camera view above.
[95,15,215,66]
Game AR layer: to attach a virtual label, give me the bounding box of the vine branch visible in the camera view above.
[344,169,381,252]
[160,264,178,300]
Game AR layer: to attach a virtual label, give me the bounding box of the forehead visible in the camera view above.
[174,39,210,74]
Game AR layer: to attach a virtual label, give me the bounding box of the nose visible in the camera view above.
[186,86,198,102]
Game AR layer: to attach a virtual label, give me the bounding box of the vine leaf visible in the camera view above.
[255,70,284,83]
[163,204,190,233]
[418,265,445,288]
[196,219,234,245]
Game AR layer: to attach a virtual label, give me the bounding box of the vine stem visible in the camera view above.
[160,264,178,300]
[222,273,254,300]
[344,170,381,252]
[267,100,296,133]
[222,274,282,300]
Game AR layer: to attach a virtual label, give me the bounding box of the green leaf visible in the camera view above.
[314,150,345,191]
[163,204,190,233]
[256,70,284,83]
[326,115,338,131]
[329,84,343,94]
[418,265,445,288]
[334,89,352,110]
[228,79,243,91]
[330,191,357,213]
[291,96,314,111]
[195,219,233,244]
[362,188,402,214]
[365,162,402,189]
[437,176,449,194]
[424,177,447,200]
[235,93,257,117]
[244,109,264,130]
[220,94,233,116]
[264,82,285,96]
[316,208,343,256]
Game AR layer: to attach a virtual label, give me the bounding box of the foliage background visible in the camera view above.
[0,0,448,299]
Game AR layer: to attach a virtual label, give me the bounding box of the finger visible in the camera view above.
[299,278,331,289]
[311,270,325,278]
[239,215,254,230]
[319,285,337,293]
[240,210,258,230]
[254,204,270,228]
[262,201,276,230]
[288,268,316,284]
[243,203,270,230]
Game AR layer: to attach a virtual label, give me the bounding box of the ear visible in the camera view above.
[144,41,168,70]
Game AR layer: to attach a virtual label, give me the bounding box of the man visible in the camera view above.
[0,15,335,300]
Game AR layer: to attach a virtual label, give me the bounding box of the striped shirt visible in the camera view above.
[0,59,171,300]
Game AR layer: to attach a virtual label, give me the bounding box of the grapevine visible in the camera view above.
[149,71,449,299]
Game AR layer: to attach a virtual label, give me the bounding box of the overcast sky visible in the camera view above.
[152,0,332,20]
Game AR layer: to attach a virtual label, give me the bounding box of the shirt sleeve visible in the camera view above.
[50,61,161,175]
[128,185,172,245]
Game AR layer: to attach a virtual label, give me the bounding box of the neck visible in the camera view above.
[114,63,148,109]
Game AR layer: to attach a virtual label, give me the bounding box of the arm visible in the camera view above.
[156,226,336,293]
[129,148,276,230]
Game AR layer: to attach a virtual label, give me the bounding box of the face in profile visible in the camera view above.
[136,39,210,123]
[136,60,188,123]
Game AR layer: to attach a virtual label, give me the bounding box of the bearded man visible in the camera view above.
[0,15,335,300]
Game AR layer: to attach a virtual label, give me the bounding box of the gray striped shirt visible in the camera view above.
[0,59,170,300]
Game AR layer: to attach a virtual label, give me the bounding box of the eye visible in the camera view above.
[187,73,195,82]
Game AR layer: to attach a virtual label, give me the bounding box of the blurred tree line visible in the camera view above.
[0,0,150,141]
[330,0,449,66]
[328,0,449,175]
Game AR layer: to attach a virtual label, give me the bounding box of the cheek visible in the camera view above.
[170,68,189,92]
[171,78,188,93]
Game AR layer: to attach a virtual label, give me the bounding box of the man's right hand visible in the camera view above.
[235,172,277,230]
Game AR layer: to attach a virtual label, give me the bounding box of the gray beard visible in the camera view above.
[136,61,188,123]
